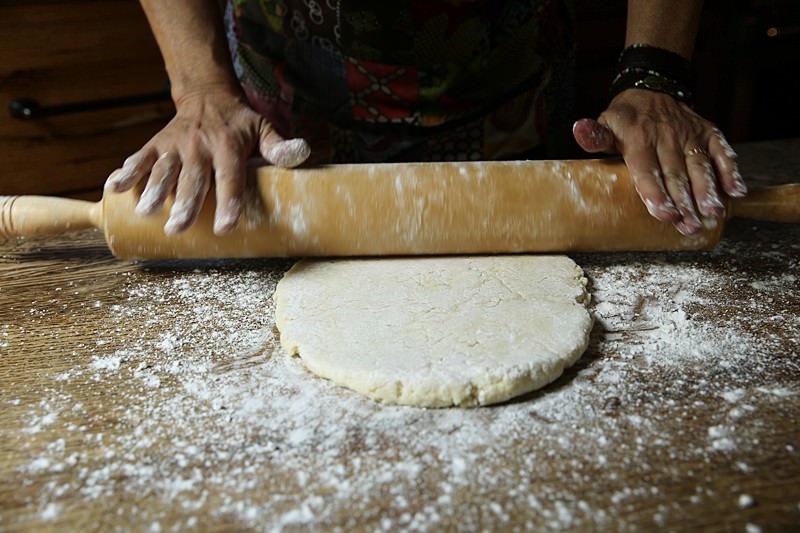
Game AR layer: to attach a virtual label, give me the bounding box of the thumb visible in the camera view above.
[259,123,311,168]
[572,118,617,154]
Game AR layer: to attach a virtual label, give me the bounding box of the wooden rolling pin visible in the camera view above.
[1,159,797,258]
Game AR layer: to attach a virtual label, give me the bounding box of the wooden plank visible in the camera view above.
[1,104,173,196]
[0,1,169,104]
[0,0,173,197]
[0,140,798,532]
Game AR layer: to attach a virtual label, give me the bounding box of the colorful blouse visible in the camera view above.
[225,0,575,163]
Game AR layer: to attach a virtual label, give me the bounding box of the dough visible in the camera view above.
[274,256,592,407]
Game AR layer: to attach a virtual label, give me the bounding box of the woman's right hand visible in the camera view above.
[104,86,309,236]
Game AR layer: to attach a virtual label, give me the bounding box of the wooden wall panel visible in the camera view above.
[1,0,792,200]
[0,0,173,199]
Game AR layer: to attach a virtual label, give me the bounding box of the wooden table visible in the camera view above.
[1,140,798,532]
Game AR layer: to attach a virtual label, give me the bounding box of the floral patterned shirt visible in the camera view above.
[226,0,575,162]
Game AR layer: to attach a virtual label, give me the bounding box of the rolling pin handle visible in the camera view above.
[729,184,800,223]
[0,195,103,238]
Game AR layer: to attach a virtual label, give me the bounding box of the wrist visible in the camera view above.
[171,79,244,109]
[609,43,695,106]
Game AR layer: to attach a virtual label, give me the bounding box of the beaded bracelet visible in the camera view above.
[609,43,695,105]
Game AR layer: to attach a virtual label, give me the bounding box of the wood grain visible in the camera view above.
[0,139,798,531]
[0,0,173,198]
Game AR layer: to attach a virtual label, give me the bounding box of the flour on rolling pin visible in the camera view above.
[3,159,798,258]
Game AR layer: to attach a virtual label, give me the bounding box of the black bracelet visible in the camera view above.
[609,44,695,105]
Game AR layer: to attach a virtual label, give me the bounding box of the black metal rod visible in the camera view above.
[8,90,171,120]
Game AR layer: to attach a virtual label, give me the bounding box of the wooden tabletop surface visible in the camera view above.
[1,140,798,532]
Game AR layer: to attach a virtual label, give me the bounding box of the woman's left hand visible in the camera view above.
[573,89,747,235]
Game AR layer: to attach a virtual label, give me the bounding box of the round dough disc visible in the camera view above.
[274,255,592,407]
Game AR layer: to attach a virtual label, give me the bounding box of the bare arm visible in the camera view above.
[574,0,744,236]
[105,0,309,235]
[138,0,241,101]
[625,0,701,58]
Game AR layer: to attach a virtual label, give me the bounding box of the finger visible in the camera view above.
[708,129,747,197]
[258,122,310,168]
[105,149,158,193]
[135,152,181,216]
[164,156,212,236]
[572,118,616,153]
[685,147,725,219]
[212,145,246,236]
[657,141,703,235]
[623,147,682,224]
[264,138,311,168]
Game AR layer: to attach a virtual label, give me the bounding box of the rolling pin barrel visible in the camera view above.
[101,159,726,258]
[2,159,797,258]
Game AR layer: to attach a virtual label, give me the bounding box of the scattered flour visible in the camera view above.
[90,355,123,371]
[5,229,799,531]
[738,493,756,509]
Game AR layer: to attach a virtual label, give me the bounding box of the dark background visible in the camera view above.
[1,0,798,198]
[575,0,800,142]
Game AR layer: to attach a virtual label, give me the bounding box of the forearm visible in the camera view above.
[139,0,241,102]
[625,0,704,59]
[577,0,743,237]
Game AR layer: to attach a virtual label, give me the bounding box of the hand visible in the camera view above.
[573,89,746,236]
[104,87,310,235]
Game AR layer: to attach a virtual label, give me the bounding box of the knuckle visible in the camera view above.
[662,169,689,186]
[214,170,241,186]
[123,152,144,168]
[216,128,243,150]
[659,123,680,139]
[182,129,208,149]
[687,158,713,177]
[185,131,202,146]
[632,166,662,184]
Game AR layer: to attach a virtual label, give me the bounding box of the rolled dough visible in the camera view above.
[274,256,592,407]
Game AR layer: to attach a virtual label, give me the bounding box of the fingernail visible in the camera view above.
[678,211,704,236]
[163,217,183,236]
[676,223,698,236]
[572,119,612,151]
[676,218,703,236]
[266,139,311,168]
[105,168,131,192]
[164,201,190,235]
[658,200,681,220]
[699,193,725,218]
[135,187,163,216]
[213,200,241,235]
[641,197,681,222]
[731,170,748,197]
[213,216,237,235]
[106,155,142,191]
[714,130,738,159]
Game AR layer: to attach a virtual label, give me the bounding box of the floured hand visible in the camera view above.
[573,89,746,236]
[104,88,310,236]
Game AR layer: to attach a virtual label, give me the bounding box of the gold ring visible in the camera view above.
[685,146,708,157]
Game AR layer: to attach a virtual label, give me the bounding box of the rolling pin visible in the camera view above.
[0,159,797,259]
